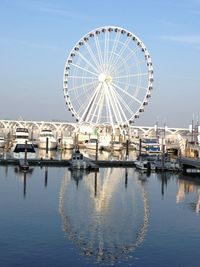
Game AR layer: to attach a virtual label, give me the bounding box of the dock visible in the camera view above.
[0,158,136,168]
[178,157,200,172]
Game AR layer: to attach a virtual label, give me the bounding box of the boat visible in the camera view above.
[136,138,161,156]
[111,141,123,151]
[59,136,74,150]
[85,139,98,150]
[37,129,57,150]
[13,143,36,159]
[0,136,6,148]
[154,155,181,171]
[69,147,98,171]
[13,127,29,146]
[135,157,154,171]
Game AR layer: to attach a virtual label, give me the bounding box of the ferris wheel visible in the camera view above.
[63,26,153,129]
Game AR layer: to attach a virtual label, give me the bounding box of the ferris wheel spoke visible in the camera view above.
[85,83,103,122]
[113,88,134,116]
[68,80,98,92]
[108,86,123,124]
[96,91,105,124]
[79,83,101,122]
[104,31,108,69]
[108,37,132,72]
[104,83,115,127]
[105,83,123,125]
[70,63,98,77]
[113,46,142,74]
[113,72,148,79]
[68,75,97,80]
[108,84,129,124]
[84,41,102,72]
[94,34,105,73]
[103,30,110,72]
[80,83,102,122]
[108,30,121,69]
[76,90,95,114]
[112,81,142,105]
[75,51,99,74]
[116,80,147,91]
[91,85,105,123]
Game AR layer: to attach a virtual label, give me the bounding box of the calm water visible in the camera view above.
[0,165,200,267]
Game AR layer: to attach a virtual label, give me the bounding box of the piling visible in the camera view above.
[139,138,142,158]
[46,137,49,158]
[94,172,97,197]
[95,139,98,162]
[126,139,129,160]
[24,140,28,162]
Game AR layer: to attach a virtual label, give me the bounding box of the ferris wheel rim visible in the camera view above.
[63,25,153,128]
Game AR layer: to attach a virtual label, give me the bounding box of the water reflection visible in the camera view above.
[13,166,34,198]
[156,172,172,197]
[44,166,48,187]
[176,175,200,214]
[59,168,149,265]
[37,149,57,159]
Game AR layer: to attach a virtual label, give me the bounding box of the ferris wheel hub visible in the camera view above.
[98,73,112,84]
[98,73,107,82]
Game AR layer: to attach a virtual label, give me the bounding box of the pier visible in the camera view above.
[0,158,136,168]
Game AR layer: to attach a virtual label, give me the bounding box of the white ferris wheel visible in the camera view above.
[63,26,153,130]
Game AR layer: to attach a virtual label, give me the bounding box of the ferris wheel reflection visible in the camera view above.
[59,168,150,264]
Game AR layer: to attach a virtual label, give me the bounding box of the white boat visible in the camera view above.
[111,141,123,151]
[85,139,98,150]
[38,129,57,150]
[13,127,29,146]
[13,143,36,159]
[135,157,155,171]
[60,136,74,150]
[0,136,6,148]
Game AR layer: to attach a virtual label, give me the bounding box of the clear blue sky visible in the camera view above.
[0,0,200,128]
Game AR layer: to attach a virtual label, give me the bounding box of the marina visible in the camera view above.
[1,3,200,266]
[1,118,200,173]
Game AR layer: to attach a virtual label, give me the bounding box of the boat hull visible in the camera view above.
[13,143,36,159]
[38,140,57,150]
[0,141,6,148]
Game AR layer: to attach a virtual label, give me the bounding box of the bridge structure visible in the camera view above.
[0,119,190,137]
[0,119,77,137]
[130,125,190,136]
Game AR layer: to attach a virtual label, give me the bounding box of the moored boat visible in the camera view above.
[85,139,98,150]
[135,158,154,171]
[111,140,123,151]
[13,143,36,159]
[0,136,6,148]
[135,137,161,156]
[37,129,57,150]
[12,127,29,147]
[60,136,74,150]
[69,147,99,171]
[154,155,181,171]
[69,148,90,170]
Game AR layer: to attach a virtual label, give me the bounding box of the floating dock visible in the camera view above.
[0,158,136,168]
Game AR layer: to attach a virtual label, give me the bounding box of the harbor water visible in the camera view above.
[0,165,200,267]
